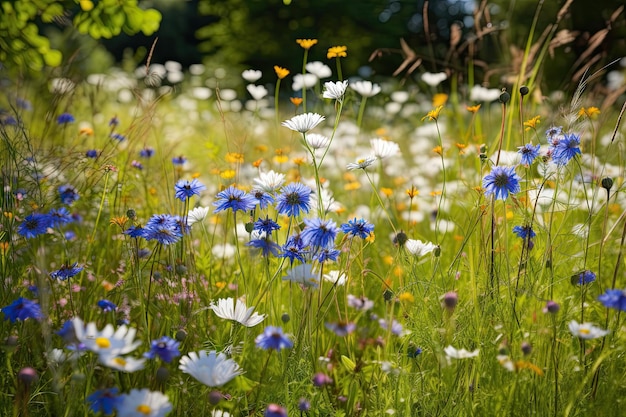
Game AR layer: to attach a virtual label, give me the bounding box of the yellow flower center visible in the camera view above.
[95,338,111,349]
[114,357,127,366]
[136,404,151,415]
[579,328,590,335]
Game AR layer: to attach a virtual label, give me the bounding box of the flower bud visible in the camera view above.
[519,86,529,96]
[601,177,614,192]
[281,313,290,323]
[18,367,38,387]
[499,89,510,104]
[175,329,187,342]
[393,231,408,247]
[442,291,458,310]
[521,341,532,355]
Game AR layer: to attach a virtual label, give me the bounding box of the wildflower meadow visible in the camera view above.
[2,2,626,417]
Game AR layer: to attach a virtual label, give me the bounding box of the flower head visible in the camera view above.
[296,38,318,49]
[281,113,325,133]
[421,105,444,122]
[306,133,330,150]
[341,218,374,239]
[444,345,479,359]
[97,299,117,312]
[322,80,348,101]
[50,262,83,280]
[327,45,347,59]
[276,182,312,217]
[117,389,172,417]
[405,239,437,257]
[279,234,308,264]
[282,263,318,287]
[512,225,536,240]
[72,318,142,358]
[1,297,43,323]
[421,72,447,87]
[254,170,285,193]
[174,179,206,202]
[350,80,380,98]
[242,69,262,82]
[255,326,293,351]
[265,404,288,417]
[187,206,209,226]
[370,138,400,159]
[213,186,257,214]
[568,320,608,339]
[517,143,541,166]
[48,207,73,227]
[325,321,356,336]
[209,298,266,327]
[301,217,339,248]
[142,214,183,245]
[598,289,626,311]
[87,388,119,415]
[274,66,290,79]
[306,61,332,78]
[144,336,181,363]
[552,133,581,165]
[573,270,596,285]
[346,155,377,171]
[18,213,52,238]
[482,166,521,200]
[347,294,374,311]
[57,113,75,124]
[58,184,80,205]
[179,350,243,387]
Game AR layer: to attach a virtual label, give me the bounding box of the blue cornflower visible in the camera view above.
[247,238,281,257]
[552,133,581,166]
[97,299,117,312]
[86,388,120,415]
[279,234,307,263]
[276,182,312,217]
[598,289,626,311]
[545,126,563,140]
[48,207,73,227]
[123,225,144,238]
[58,184,80,205]
[517,143,541,166]
[131,160,143,170]
[175,178,206,202]
[379,318,405,336]
[108,116,119,127]
[512,225,536,240]
[110,133,125,142]
[482,166,521,200]
[56,320,79,344]
[85,149,98,158]
[1,297,43,323]
[50,262,83,280]
[172,155,187,165]
[317,247,340,263]
[301,218,339,248]
[144,336,181,363]
[265,404,288,417]
[16,98,32,110]
[2,115,17,126]
[341,218,374,239]
[253,217,281,236]
[142,214,183,245]
[251,188,275,210]
[255,326,293,351]
[325,321,356,336]
[139,147,155,158]
[57,113,75,124]
[575,270,596,285]
[213,186,256,214]
[18,213,52,238]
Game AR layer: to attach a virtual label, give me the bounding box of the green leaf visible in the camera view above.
[43,49,62,67]
[341,355,356,372]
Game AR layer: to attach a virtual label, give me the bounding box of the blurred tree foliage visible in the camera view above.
[0,0,161,72]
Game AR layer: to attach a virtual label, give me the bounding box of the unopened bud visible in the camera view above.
[499,89,510,104]
[519,86,529,96]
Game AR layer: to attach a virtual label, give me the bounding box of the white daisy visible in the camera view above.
[187,206,209,226]
[282,263,319,288]
[469,85,501,102]
[444,345,479,359]
[568,320,609,339]
[241,69,262,82]
[405,239,438,257]
[179,350,243,387]
[322,80,349,101]
[253,170,286,193]
[292,73,318,91]
[306,133,331,150]
[350,80,381,98]
[211,243,236,259]
[421,71,448,87]
[117,388,172,417]
[370,138,400,159]
[101,355,146,372]
[323,270,347,286]
[306,61,332,79]
[246,84,268,100]
[209,298,265,327]
[72,318,141,358]
[282,113,325,133]
[346,155,377,171]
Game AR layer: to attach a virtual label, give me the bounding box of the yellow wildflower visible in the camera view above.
[274,66,290,79]
[101,280,115,291]
[79,126,94,136]
[406,185,419,199]
[433,146,443,155]
[398,292,415,303]
[380,187,393,198]
[225,152,244,164]
[220,169,236,180]
[383,255,394,265]
[579,106,600,118]
[344,181,361,191]
[255,144,268,152]
[191,172,201,179]
[432,93,448,108]
[290,97,303,107]
[523,115,541,131]
[296,39,318,50]
[252,158,263,168]
[215,281,227,290]
[466,104,481,113]
[3,211,13,220]
[273,154,289,164]
[110,216,129,227]
[455,143,467,154]
[292,157,306,166]
[365,231,375,243]
[422,105,444,122]
[430,190,442,196]
[327,46,347,59]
